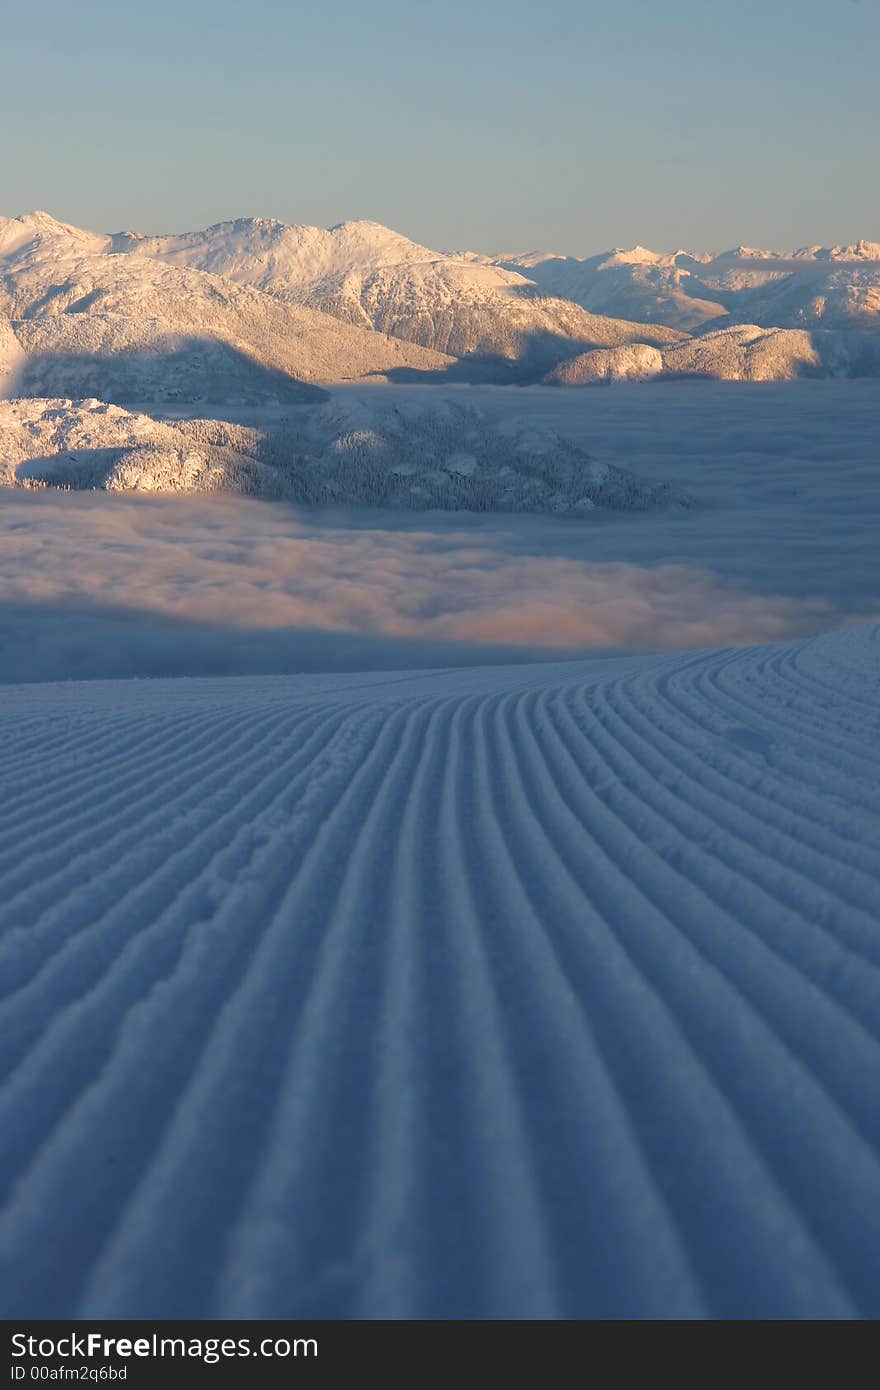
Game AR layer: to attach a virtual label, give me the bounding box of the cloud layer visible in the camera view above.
[0,491,840,683]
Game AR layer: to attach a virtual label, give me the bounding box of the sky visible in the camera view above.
[3,0,878,255]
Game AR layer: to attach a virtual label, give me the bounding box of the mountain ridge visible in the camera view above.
[1,210,879,399]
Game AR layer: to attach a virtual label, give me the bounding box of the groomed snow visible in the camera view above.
[0,623,878,1318]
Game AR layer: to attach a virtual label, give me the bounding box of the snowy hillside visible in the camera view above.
[117,216,684,367]
[0,209,108,264]
[2,212,682,376]
[0,214,455,399]
[117,217,455,292]
[0,314,24,389]
[1,622,878,1318]
[546,343,666,385]
[498,243,880,334]
[0,398,280,494]
[0,396,680,513]
[495,246,728,332]
[12,314,326,406]
[544,324,880,384]
[662,325,880,382]
[2,211,879,399]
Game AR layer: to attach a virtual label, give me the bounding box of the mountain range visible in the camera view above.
[490,241,880,333]
[1,211,879,405]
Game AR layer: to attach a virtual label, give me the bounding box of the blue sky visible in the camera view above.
[4,0,878,253]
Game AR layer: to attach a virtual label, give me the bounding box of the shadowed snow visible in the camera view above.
[0,623,878,1317]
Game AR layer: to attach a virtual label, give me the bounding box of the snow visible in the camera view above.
[546,326,880,385]
[124,216,455,290]
[0,210,683,384]
[3,211,879,394]
[0,618,877,1318]
[0,211,107,263]
[661,324,880,382]
[546,342,665,384]
[0,395,679,512]
[114,215,685,366]
[497,242,880,334]
[0,222,455,396]
[1,229,879,1319]
[0,314,25,388]
[1,381,877,678]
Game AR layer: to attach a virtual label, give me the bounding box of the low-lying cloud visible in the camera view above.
[0,491,841,684]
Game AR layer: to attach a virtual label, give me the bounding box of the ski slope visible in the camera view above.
[1,624,879,1319]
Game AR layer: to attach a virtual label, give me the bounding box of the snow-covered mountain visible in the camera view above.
[496,242,880,334]
[0,395,680,513]
[545,324,880,385]
[692,248,880,332]
[115,216,683,370]
[115,216,446,291]
[0,209,108,263]
[2,212,879,405]
[662,323,880,381]
[0,213,455,401]
[492,246,728,333]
